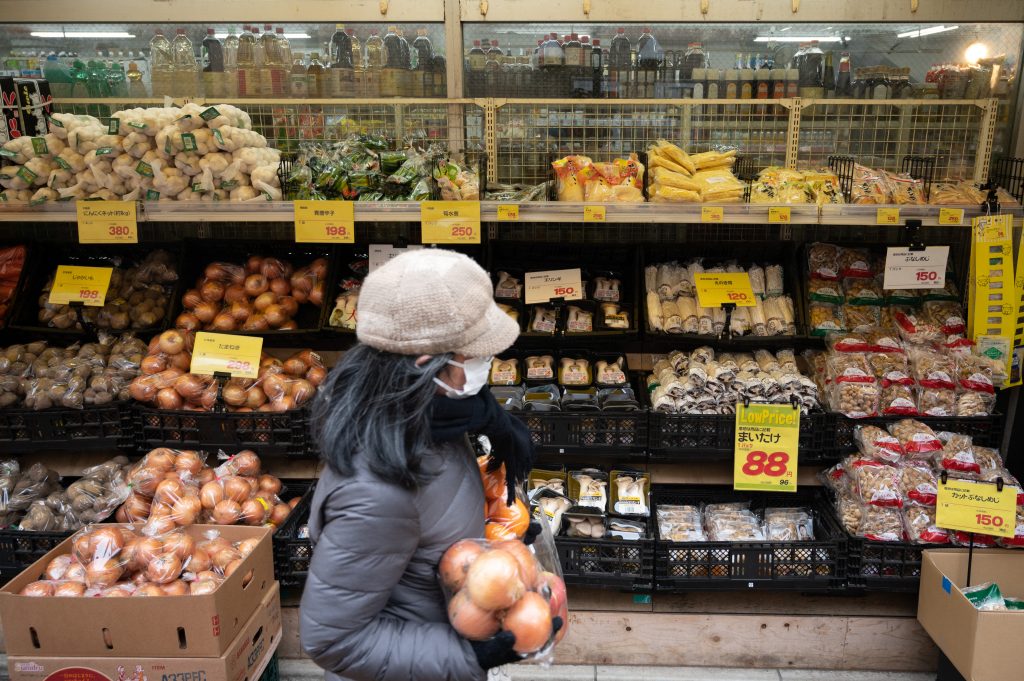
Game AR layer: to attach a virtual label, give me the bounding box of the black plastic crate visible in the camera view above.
[648,411,834,463]
[827,414,1005,460]
[9,243,183,341]
[273,479,316,589]
[652,486,847,592]
[173,240,333,346]
[555,536,654,591]
[133,405,309,457]
[514,411,647,456]
[0,528,72,584]
[844,539,925,592]
[0,404,133,453]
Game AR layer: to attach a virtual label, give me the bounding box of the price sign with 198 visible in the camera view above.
[524,268,584,305]
[294,200,355,243]
[48,266,114,307]
[733,403,800,492]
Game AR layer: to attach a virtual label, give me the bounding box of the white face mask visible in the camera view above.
[434,356,492,399]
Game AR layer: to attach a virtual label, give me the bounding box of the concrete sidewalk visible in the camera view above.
[277,659,936,681]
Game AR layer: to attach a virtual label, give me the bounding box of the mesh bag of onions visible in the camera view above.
[438,507,568,663]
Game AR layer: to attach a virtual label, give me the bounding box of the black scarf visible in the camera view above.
[430,386,534,505]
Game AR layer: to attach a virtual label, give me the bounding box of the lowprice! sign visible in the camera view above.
[733,403,799,492]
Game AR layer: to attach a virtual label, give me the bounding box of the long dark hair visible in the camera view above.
[311,344,452,489]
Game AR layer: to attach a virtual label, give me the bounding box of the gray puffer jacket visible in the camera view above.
[300,439,487,681]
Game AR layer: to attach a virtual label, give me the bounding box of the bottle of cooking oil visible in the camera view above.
[306,52,325,97]
[259,24,278,96]
[236,25,257,97]
[364,30,384,97]
[325,24,354,98]
[289,53,308,98]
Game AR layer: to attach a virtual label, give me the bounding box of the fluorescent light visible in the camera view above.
[965,42,989,63]
[896,25,959,38]
[31,31,136,39]
[753,36,844,43]
[213,33,311,40]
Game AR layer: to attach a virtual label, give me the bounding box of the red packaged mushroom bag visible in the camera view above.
[853,424,904,463]
[997,510,1024,549]
[903,507,950,545]
[848,459,904,509]
[439,535,567,662]
[899,461,939,507]
[935,431,981,475]
[887,419,942,458]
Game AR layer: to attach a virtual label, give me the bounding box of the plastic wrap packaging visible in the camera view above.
[856,505,905,542]
[853,425,904,463]
[849,460,904,508]
[935,432,980,475]
[904,506,950,544]
[907,347,956,390]
[899,462,939,507]
[765,508,814,541]
[657,505,706,542]
[888,419,942,457]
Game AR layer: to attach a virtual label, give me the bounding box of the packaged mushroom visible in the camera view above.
[854,425,904,463]
[564,507,606,539]
[918,388,956,417]
[705,502,765,541]
[907,347,956,391]
[529,306,558,334]
[765,508,814,541]
[489,356,520,386]
[524,355,555,382]
[529,468,567,497]
[595,357,627,387]
[533,487,573,535]
[904,506,950,545]
[848,459,904,508]
[558,357,592,386]
[569,469,608,512]
[599,303,630,330]
[856,505,905,542]
[657,505,706,542]
[899,462,939,507]
[493,271,523,300]
[935,431,980,475]
[888,419,942,457]
[565,305,594,334]
[611,471,649,516]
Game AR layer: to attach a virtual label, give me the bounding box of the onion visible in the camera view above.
[253,291,277,312]
[144,515,177,536]
[223,476,251,503]
[182,289,203,309]
[246,255,264,274]
[269,277,290,296]
[200,481,224,509]
[310,258,328,279]
[170,496,200,526]
[465,549,525,611]
[309,282,324,307]
[258,474,282,495]
[306,366,327,387]
[232,450,262,476]
[134,537,165,566]
[244,274,269,297]
[174,450,204,475]
[123,494,152,522]
[173,312,199,332]
[153,368,185,390]
[240,498,267,525]
[211,312,237,331]
[190,579,220,595]
[162,580,190,596]
[158,330,186,356]
[65,562,87,583]
[448,589,501,640]
[260,258,286,280]
[154,478,185,504]
[263,304,287,328]
[54,581,87,597]
[146,554,182,584]
[269,503,291,526]
[90,527,126,558]
[156,388,183,410]
[224,283,248,304]
[20,581,55,597]
[493,540,540,589]
[503,592,554,653]
[133,584,165,597]
[282,357,307,377]
[288,497,301,509]
[224,558,244,577]
[173,374,204,401]
[211,546,242,569]
[212,500,241,525]
[141,354,167,375]
[193,301,218,324]
[278,296,299,317]
[204,263,232,282]
[44,554,74,580]
[168,350,193,372]
[439,539,485,593]
[290,271,312,294]
[200,280,226,303]
[244,386,267,409]
[187,547,212,573]
[128,466,162,497]
[229,301,252,323]
[148,448,177,471]
[237,537,262,558]
[129,380,157,405]
[222,384,247,407]
[289,378,316,406]
[86,558,124,588]
[261,374,287,400]
[241,313,269,331]
[539,571,568,642]
[270,395,296,412]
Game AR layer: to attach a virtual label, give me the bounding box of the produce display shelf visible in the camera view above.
[0,404,134,454]
[0,202,1016,226]
[554,536,655,592]
[652,486,848,592]
[827,414,1006,460]
[272,479,317,589]
[513,410,648,458]
[133,405,311,458]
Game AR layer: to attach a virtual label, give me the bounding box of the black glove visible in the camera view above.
[469,618,563,671]
[522,521,542,546]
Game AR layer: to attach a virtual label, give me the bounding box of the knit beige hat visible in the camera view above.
[356,248,519,357]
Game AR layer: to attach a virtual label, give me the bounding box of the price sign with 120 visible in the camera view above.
[421,201,481,244]
[48,265,113,307]
[734,403,800,492]
[294,200,355,243]
[524,268,584,304]
[936,478,1015,538]
[694,272,756,308]
[190,331,264,380]
[76,201,138,244]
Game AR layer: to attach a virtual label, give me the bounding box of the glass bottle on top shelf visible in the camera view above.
[306,52,325,97]
[380,25,403,96]
[201,28,225,99]
[823,51,835,97]
[326,24,354,98]
[412,27,435,97]
[836,52,852,97]
[290,53,308,98]
[363,30,384,96]
[126,61,147,98]
[798,39,824,98]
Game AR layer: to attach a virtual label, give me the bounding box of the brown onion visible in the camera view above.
[263,304,287,328]
[174,374,204,401]
[204,263,232,282]
[278,296,299,317]
[187,547,212,573]
[212,500,241,525]
[223,283,248,304]
[241,314,269,332]
[200,482,224,509]
[156,388,183,410]
[163,532,196,561]
[269,277,290,296]
[269,503,291,526]
[140,355,167,375]
[174,450,204,475]
[290,379,316,406]
[253,291,277,311]
[244,387,267,409]
[278,320,298,330]
[222,384,247,407]
[54,581,87,597]
[237,537,261,557]
[309,282,324,307]
[270,395,296,412]
[448,589,500,640]
[244,274,269,297]
[229,301,252,322]
[282,358,307,377]
[465,549,525,611]
[182,289,203,309]
[240,498,267,525]
[162,580,190,596]
[175,312,201,332]
[158,330,186,356]
[168,351,192,372]
[290,272,313,294]
[233,450,261,476]
[133,584,165,597]
[193,301,218,324]
[246,255,264,274]
[309,258,328,279]
[223,476,251,503]
[190,579,220,595]
[211,312,236,331]
[200,280,226,303]
[260,257,286,280]
[258,474,282,495]
[20,580,56,597]
[306,366,327,387]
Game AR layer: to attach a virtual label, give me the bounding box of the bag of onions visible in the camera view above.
[439,526,568,663]
[17,523,260,598]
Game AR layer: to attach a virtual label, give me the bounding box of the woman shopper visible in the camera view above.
[300,248,552,681]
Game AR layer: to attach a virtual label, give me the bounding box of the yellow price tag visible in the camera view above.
[938,208,964,226]
[701,206,724,223]
[48,265,113,307]
[190,331,264,380]
[734,403,799,492]
[768,207,791,224]
[294,200,355,243]
[583,205,606,222]
[497,204,519,221]
[936,478,1016,538]
[876,207,900,225]
[76,201,138,244]
[694,272,756,308]
[421,201,481,244]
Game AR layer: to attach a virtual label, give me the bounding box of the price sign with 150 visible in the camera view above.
[524,268,584,304]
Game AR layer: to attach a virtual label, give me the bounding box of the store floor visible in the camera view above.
[262,660,935,681]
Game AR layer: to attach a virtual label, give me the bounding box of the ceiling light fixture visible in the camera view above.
[753,36,845,43]
[896,25,959,38]
[31,31,136,39]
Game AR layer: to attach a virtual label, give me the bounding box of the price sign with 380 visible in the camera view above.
[734,403,800,492]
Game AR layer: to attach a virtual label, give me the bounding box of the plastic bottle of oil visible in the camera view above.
[364,30,384,97]
[236,25,257,97]
[306,52,325,97]
[289,53,308,98]
[259,24,278,96]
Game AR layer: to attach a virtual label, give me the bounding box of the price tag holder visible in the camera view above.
[936,478,1015,539]
[190,331,263,380]
[524,268,583,304]
[701,206,724,223]
[734,403,799,492]
[694,272,756,308]
[938,208,964,226]
[497,204,519,221]
[876,207,900,225]
[421,201,481,244]
[294,200,355,243]
[48,265,113,307]
[77,201,138,244]
[583,205,606,222]
[882,246,949,290]
[368,244,423,272]
[768,207,791,224]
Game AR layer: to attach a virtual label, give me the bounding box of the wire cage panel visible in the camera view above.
[494,99,791,186]
[797,100,987,180]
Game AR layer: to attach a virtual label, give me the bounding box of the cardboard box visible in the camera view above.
[0,525,275,658]
[7,581,281,681]
[917,549,1024,681]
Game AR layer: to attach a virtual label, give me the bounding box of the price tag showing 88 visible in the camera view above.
[734,403,800,493]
